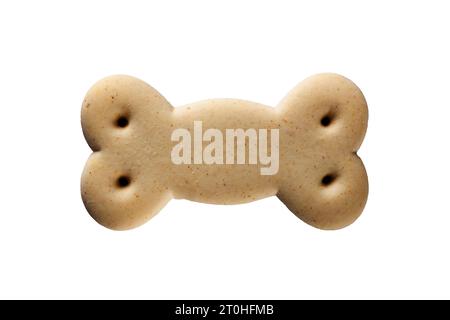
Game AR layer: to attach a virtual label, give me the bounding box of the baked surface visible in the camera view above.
[81,73,368,230]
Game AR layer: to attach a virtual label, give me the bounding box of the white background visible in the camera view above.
[0,0,449,299]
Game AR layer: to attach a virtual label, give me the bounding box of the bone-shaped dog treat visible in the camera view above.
[81,73,368,230]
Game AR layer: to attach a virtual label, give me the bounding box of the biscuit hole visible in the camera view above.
[321,174,337,186]
[320,114,334,127]
[116,116,129,128]
[116,175,131,188]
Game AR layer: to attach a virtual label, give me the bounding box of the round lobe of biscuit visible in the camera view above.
[81,75,173,152]
[81,152,171,230]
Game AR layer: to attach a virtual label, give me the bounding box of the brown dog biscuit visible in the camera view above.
[81,73,368,230]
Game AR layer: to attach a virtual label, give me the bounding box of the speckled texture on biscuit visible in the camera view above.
[81,73,368,230]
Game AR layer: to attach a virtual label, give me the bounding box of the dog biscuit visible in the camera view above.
[81,73,368,230]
